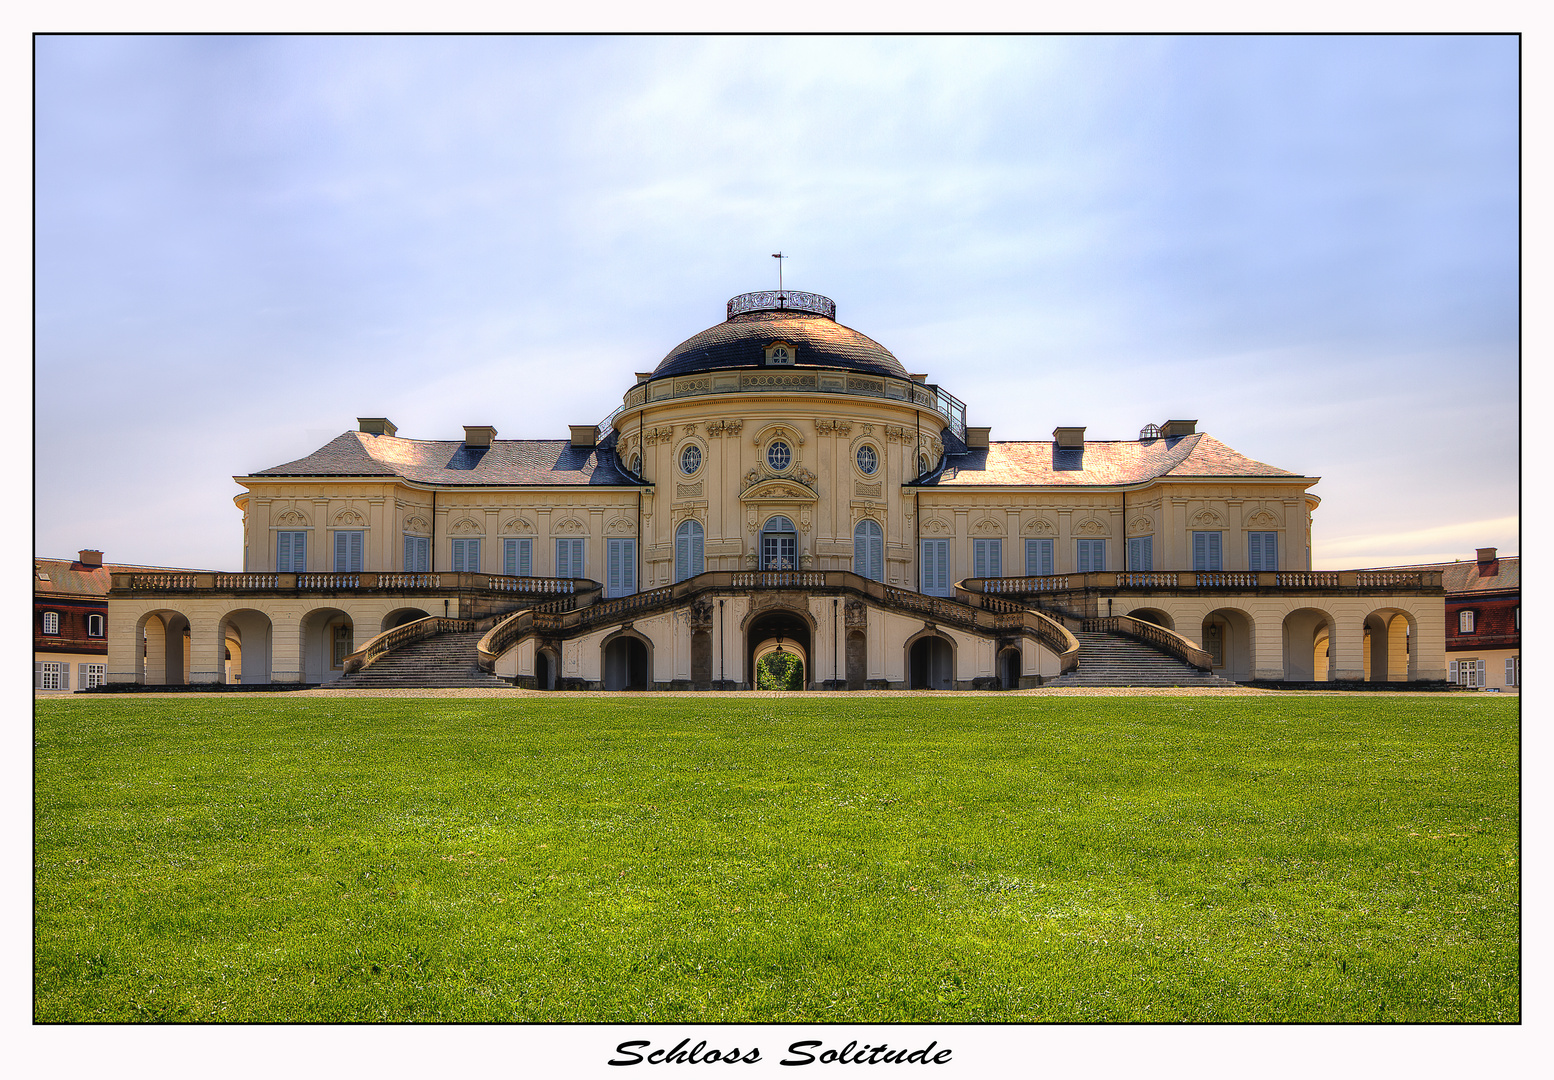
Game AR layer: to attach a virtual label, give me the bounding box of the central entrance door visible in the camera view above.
[746,608,812,690]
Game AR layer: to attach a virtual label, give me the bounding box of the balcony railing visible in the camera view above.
[113,571,599,596]
[475,570,1081,675]
[961,568,1442,596]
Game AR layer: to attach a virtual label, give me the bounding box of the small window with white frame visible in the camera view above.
[764,340,795,366]
[42,611,59,635]
[87,613,105,637]
[80,663,106,689]
[1459,609,1475,633]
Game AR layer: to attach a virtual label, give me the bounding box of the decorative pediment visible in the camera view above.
[1074,518,1110,537]
[553,518,588,535]
[1022,517,1055,537]
[1190,508,1224,529]
[501,516,534,535]
[921,517,953,537]
[405,514,431,535]
[750,422,805,447]
[741,477,818,504]
[604,517,636,536]
[971,517,1005,536]
[332,508,366,527]
[1244,508,1280,529]
[275,509,309,527]
[450,516,483,535]
[1128,515,1154,535]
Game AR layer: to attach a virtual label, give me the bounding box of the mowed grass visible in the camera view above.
[35,694,1517,1023]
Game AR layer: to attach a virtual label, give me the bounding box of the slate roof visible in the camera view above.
[245,432,638,487]
[1372,556,1519,595]
[924,433,1307,487]
[652,310,911,381]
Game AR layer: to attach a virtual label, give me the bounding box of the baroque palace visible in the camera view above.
[106,289,1446,690]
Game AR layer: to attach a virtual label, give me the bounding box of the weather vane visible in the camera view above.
[771,252,788,306]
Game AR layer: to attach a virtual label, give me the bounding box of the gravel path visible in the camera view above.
[43,686,1464,700]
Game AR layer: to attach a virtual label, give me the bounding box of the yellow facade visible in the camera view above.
[108,289,1446,690]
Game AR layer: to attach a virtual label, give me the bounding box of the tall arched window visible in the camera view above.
[675,519,705,582]
[760,515,797,570]
[854,519,884,581]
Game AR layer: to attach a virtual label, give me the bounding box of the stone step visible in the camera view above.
[329,631,513,690]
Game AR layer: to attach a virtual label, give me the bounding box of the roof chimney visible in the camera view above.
[77,549,103,568]
[1161,419,1197,438]
[1476,547,1498,564]
[463,425,497,449]
[1053,426,1086,450]
[569,424,599,449]
[358,417,398,437]
[965,426,991,449]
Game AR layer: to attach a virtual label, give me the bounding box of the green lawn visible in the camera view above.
[34,694,1518,1022]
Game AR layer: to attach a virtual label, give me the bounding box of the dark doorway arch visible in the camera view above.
[909,634,955,689]
[603,634,650,690]
[998,646,1021,689]
[535,649,551,690]
[746,607,813,690]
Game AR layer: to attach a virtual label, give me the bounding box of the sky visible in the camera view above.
[34,34,1519,570]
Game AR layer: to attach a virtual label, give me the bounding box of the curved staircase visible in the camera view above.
[1043,629,1239,687]
[328,630,513,690]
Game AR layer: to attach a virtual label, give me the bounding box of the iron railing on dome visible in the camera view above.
[726,290,836,319]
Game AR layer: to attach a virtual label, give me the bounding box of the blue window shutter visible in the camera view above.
[1449,660,1458,683]
[335,530,348,570]
[870,525,882,582]
[34,662,43,689]
[519,539,531,576]
[693,526,704,577]
[1193,531,1206,570]
[1476,659,1485,687]
[351,530,363,571]
[1209,532,1221,570]
[407,536,417,572]
[294,532,306,572]
[278,531,292,571]
[988,539,1001,578]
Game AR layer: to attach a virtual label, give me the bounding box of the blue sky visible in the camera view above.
[34,34,1519,570]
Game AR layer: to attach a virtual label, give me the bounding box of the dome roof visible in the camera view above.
[650,292,910,382]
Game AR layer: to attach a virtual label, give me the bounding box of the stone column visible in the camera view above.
[1328,619,1366,682]
[270,611,304,684]
[1253,616,1286,681]
[189,619,226,685]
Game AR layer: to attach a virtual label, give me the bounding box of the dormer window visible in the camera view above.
[764,341,795,366]
[1459,610,1475,633]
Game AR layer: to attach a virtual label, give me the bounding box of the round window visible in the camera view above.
[767,440,791,471]
[680,444,702,475]
[856,445,878,475]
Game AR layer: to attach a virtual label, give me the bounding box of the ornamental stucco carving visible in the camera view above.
[332,508,366,527]
[1190,509,1224,528]
[450,517,483,535]
[1023,517,1056,536]
[405,515,431,534]
[1074,518,1109,537]
[921,518,952,536]
[605,518,636,535]
[275,509,308,527]
[1128,516,1154,535]
[972,517,1005,536]
[553,518,587,535]
[1245,509,1279,529]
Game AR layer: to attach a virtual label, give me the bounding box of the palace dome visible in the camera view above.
[649,291,911,382]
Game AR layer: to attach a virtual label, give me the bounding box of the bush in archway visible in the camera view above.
[756,652,804,690]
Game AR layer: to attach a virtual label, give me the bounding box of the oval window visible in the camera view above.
[767,440,791,471]
[680,444,702,475]
[856,445,878,475]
